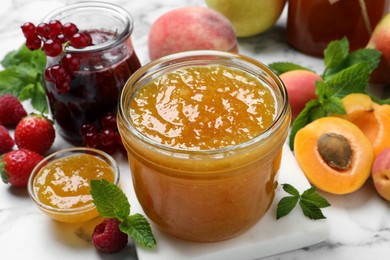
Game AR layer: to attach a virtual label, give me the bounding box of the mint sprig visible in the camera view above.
[284,38,382,150]
[90,179,157,249]
[0,44,47,113]
[276,184,330,220]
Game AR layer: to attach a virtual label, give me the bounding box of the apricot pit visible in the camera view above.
[294,117,374,194]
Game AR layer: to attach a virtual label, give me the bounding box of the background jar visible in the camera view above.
[43,2,141,144]
[117,50,291,242]
[287,0,390,57]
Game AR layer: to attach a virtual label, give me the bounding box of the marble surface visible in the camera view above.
[0,0,389,259]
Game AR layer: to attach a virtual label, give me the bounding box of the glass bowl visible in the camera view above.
[28,147,119,223]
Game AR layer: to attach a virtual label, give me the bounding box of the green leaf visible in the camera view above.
[289,99,321,150]
[276,196,299,220]
[276,184,330,220]
[323,48,381,79]
[90,179,130,221]
[323,37,349,69]
[121,214,157,248]
[325,63,370,97]
[0,44,47,112]
[299,200,327,220]
[301,187,331,209]
[321,96,346,115]
[282,183,299,196]
[268,62,312,75]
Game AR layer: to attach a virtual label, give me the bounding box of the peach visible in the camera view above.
[279,70,322,120]
[148,6,238,60]
[372,147,390,201]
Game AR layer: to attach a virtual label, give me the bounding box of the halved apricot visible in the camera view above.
[340,93,390,157]
[294,117,374,194]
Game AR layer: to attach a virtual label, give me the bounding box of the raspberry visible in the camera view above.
[0,125,14,154]
[92,218,128,253]
[0,94,27,126]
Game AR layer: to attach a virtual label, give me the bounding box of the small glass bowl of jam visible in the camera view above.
[28,147,119,223]
[117,50,291,242]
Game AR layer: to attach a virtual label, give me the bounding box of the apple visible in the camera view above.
[205,0,287,38]
[367,12,390,85]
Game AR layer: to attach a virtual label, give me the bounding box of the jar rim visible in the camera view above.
[118,50,291,155]
[42,1,134,53]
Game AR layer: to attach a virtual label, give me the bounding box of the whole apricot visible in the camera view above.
[294,117,374,195]
[367,12,390,85]
[372,147,390,201]
[279,70,322,120]
[148,6,238,60]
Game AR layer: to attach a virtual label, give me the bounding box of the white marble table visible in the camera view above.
[0,0,389,259]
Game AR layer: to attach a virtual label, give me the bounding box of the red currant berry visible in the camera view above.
[43,39,63,57]
[36,22,51,38]
[62,22,78,37]
[48,20,63,39]
[70,33,88,48]
[99,129,116,147]
[44,67,55,82]
[25,35,42,50]
[84,132,100,148]
[55,78,71,94]
[21,22,36,38]
[81,32,93,46]
[80,123,98,136]
[101,113,117,130]
[100,143,117,155]
[55,33,68,44]
[49,64,67,82]
[62,53,80,73]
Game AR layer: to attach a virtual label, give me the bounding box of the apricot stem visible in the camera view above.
[317,133,352,170]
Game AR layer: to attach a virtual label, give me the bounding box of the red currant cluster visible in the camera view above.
[80,113,125,155]
[21,20,92,94]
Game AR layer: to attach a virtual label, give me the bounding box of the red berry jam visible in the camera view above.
[45,29,141,144]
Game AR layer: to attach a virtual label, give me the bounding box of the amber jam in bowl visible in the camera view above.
[28,147,119,223]
[117,50,291,242]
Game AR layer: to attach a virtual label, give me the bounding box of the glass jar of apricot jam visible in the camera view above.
[43,2,141,144]
[117,51,291,242]
[287,0,390,57]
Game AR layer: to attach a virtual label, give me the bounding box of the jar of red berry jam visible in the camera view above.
[287,0,390,57]
[42,2,141,144]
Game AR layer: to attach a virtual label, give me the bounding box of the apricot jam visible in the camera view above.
[28,148,119,223]
[118,51,291,242]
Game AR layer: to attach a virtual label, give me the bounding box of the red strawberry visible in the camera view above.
[0,125,14,154]
[92,218,128,253]
[0,149,44,187]
[0,94,27,126]
[14,114,55,155]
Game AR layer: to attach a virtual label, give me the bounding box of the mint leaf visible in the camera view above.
[90,179,157,249]
[321,96,346,115]
[268,62,311,75]
[299,200,327,220]
[301,187,331,208]
[324,62,370,97]
[121,214,157,249]
[282,183,299,196]
[323,37,349,69]
[0,44,48,113]
[289,99,321,150]
[90,179,130,221]
[277,184,330,220]
[276,196,298,220]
